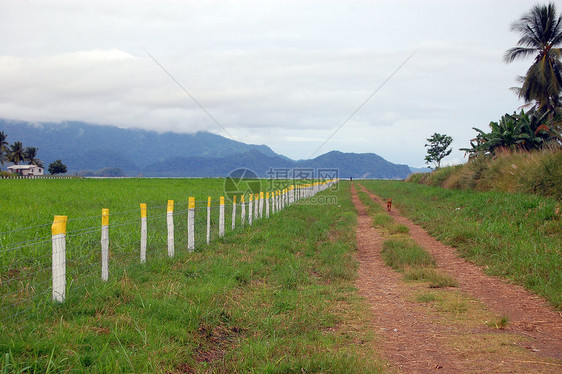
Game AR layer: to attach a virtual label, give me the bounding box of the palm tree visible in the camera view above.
[24,147,43,167]
[7,141,25,165]
[504,3,562,113]
[0,131,8,165]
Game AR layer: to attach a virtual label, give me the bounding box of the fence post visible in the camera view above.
[101,209,109,281]
[254,193,259,220]
[167,200,174,257]
[188,197,195,252]
[52,215,67,303]
[289,185,294,205]
[249,194,253,225]
[140,203,147,263]
[219,196,225,237]
[232,195,237,230]
[259,192,264,219]
[265,192,270,218]
[207,197,211,245]
[241,195,245,227]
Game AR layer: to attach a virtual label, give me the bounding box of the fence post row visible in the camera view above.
[51,215,67,303]
[101,209,109,281]
[167,200,174,258]
[49,180,339,303]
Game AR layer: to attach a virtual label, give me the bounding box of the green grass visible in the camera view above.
[404,267,458,288]
[381,236,436,270]
[0,179,386,372]
[486,316,510,330]
[361,180,562,309]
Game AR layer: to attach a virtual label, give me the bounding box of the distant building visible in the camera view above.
[7,164,44,176]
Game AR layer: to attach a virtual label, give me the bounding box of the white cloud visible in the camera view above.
[0,0,543,165]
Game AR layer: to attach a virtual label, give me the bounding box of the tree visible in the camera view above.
[48,159,67,175]
[460,109,558,158]
[504,3,562,113]
[0,131,8,165]
[424,133,453,169]
[7,141,25,165]
[23,147,43,167]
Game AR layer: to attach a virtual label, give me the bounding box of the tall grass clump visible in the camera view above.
[410,148,562,200]
[381,236,435,270]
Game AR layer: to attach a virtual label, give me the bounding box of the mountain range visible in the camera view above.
[1,119,417,179]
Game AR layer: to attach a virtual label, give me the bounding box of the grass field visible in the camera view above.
[360,180,562,309]
[0,179,387,372]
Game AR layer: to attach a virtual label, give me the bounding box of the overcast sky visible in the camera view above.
[0,0,544,166]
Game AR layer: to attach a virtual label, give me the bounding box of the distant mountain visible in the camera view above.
[1,118,413,179]
[0,119,277,174]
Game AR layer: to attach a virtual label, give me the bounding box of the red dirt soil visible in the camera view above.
[352,183,562,373]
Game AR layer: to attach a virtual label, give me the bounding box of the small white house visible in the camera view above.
[7,164,44,176]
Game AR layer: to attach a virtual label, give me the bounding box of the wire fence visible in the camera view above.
[0,180,338,332]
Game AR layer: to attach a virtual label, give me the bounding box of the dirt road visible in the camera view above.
[352,183,562,373]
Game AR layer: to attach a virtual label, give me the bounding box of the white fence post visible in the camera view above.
[188,197,195,252]
[167,200,174,257]
[207,197,211,245]
[219,196,225,237]
[232,195,237,230]
[140,203,147,263]
[249,194,253,225]
[289,185,295,205]
[259,192,264,219]
[265,192,270,218]
[254,193,259,220]
[52,215,67,303]
[101,209,109,281]
[241,195,246,227]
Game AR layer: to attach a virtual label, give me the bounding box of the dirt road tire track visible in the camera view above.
[356,183,562,362]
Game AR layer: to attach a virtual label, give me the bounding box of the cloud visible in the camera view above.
[0,0,541,166]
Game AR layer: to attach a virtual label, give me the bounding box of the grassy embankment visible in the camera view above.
[0,179,386,372]
[409,148,561,200]
[360,180,561,310]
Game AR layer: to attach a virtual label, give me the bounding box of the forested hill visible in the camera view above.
[1,119,412,179]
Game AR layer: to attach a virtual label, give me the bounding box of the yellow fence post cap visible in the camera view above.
[188,197,195,209]
[167,200,174,212]
[140,203,147,218]
[52,215,68,235]
[102,209,109,226]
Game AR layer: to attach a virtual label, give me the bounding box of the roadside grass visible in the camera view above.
[360,180,562,309]
[0,181,387,372]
